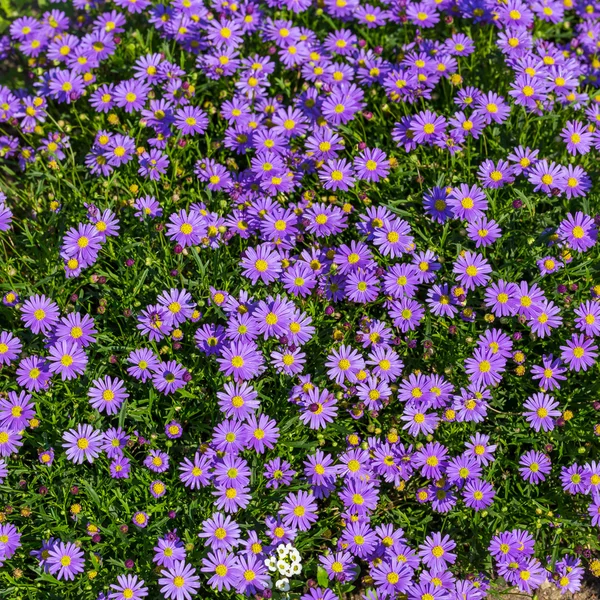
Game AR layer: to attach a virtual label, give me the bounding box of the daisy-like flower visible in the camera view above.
[109,574,148,599]
[47,341,88,380]
[153,536,186,568]
[280,491,318,532]
[463,479,495,511]
[447,184,488,221]
[199,512,241,551]
[0,331,22,366]
[319,158,355,192]
[152,360,188,395]
[166,210,206,248]
[157,288,195,326]
[179,452,212,489]
[354,147,389,182]
[418,532,456,571]
[410,110,446,144]
[413,442,448,479]
[299,387,338,430]
[453,251,492,291]
[527,159,565,195]
[241,244,281,285]
[20,294,60,334]
[174,106,209,135]
[114,79,149,113]
[235,554,270,595]
[560,120,593,155]
[557,212,597,253]
[575,300,600,336]
[523,392,561,431]
[464,433,497,466]
[0,426,22,457]
[201,549,240,592]
[560,334,598,372]
[158,561,201,600]
[16,356,51,392]
[132,512,149,528]
[464,348,505,386]
[0,391,35,430]
[560,463,586,495]
[88,376,129,415]
[218,341,264,381]
[47,541,85,581]
[55,312,97,347]
[519,450,552,484]
[326,344,365,385]
[530,354,567,391]
[62,424,103,464]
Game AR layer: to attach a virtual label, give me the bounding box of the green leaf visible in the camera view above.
[316,566,329,589]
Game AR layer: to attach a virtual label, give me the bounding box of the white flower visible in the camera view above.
[289,549,301,563]
[276,559,288,573]
[264,557,277,572]
[276,544,289,558]
[275,577,290,592]
[290,562,302,575]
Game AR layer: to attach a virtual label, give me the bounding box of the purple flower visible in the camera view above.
[88,376,128,415]
[0,331,22,366]
[200,549,240,592]
[21,294,60,334]
[132,512,149,528]
[280,491,318,531]
[62,424,103,464]
[557,212,597,253]
[47,541,85,581]
[158,561,200,600]
[560,463,586,494]
[519,450,552,484]
[152,360,188,395]
[109,574,148,599]
[523,393,561,432]
[166,210,207,248]
[241,244,281,285]
[48,341,88,380]
[418,532,456,571]
[560,334,598,372]
[453,251,492,291]
[0,391,35,430]
[198,512,240,551]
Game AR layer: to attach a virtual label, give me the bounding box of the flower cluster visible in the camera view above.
[264,543,302,593]
[1,0,600,598]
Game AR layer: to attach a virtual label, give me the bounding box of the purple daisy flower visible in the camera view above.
[519,450,552,484]
[109,574,148,599]
[0,331,22,366]
[523,392,561,431]
[280,491,318,532]
[0,391,35,430]
[127,348,160,382]
[47,541,85,581]
[62,424,102,464]
[158,561,200,600]
[16,356,51,392]
[21,294,60,334]
[152,360,188,395]
[88,376,128,415]
[418,532,456,571]
[557,212,597,253]
[198,512,241,551]
[447,184,488,221]
[453,251,492,291]
[560,334,598,372]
